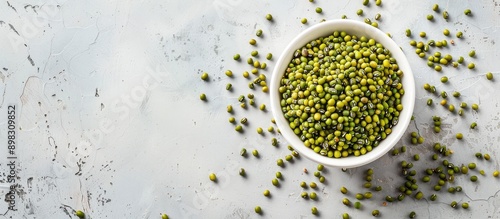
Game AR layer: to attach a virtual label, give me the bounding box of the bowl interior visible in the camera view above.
[270,20,415,168]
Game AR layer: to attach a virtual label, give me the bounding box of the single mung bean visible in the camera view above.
[259,104,266,110]
[255,29,262,37]
[310,182,317,189]
[276,171,282,178]
[268,126,274,132]
[441,76,448,83]
[456,31,463,38]
[249,39,256,45]
[450,201,458,208]
[470,175,478,182]
[372,210,380,217]
[462,202,469,209]
[417,136,424,144]
[471,103,479,111]
[310,192,317,200]
[201,72,209,80]
[242,71,250,78]
[342,197,351,206]
[480,170,486,175]
[239,168,245,176]
[256,127,263,134]
[315,7,322,13]
[251,50,258,57]
[432,4,439,11]
[319,176,325,183]
[226,83,232,90]
[420,32,426,37]
[227,105,233,113]
[340,187,348,194]
[422,176,430,182]
[240,117,247,124]
[375,0,382,5]
[375,13,381,20]
[272,178,279,186]
[362,0,369,5]
[456,133,463,139]
[484,154,491,160]
[354,201,361,209]
[486,72,493,80]
[311,207,318,215]
[469,50,476,57]
[448,104,455,112]
[300,181,307,188]
[427,14,434,20]
[260,62,267,69]
[252,149,259,157]
[356,193,364,200]
[441,91,447,98]
[266,53,272,60]
[453,91,460,97]
[200,93,207,101]
[470,122,477,129]
[255,206,262,214]
[301,18,307,24]
[415,191,424,200]
[409,211,416,218]
[493,170,499,177]
[209,173,217,181]
[385,195,394,202]
[443,11,449,19]
[397,193,405,201]
[75,210,85,218]
[357,9,363,16]
[263,189,270,196]
[405,29,416,36]
[464,9,472,15]
[265,14,273,21]
[469,162,477,169]
[413,154,420,161]
[271,138,278,146]
[229,117,236,123]
[448,187,456,193]
[364,182,372,188]
[225,70,233,77]
[301,192,308,198]
[238,95,245,102]
[443,29,450,36]
[342,213,350,219]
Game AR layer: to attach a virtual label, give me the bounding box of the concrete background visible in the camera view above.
[0,0,499,218]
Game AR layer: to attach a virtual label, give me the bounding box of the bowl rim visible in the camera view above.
[270,19,415,168]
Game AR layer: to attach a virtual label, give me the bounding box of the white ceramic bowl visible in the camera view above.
[270,20,415,168]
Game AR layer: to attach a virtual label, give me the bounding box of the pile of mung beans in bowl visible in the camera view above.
[270,20,415,168]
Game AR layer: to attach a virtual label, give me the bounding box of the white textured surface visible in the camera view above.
[0,0,499,218]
